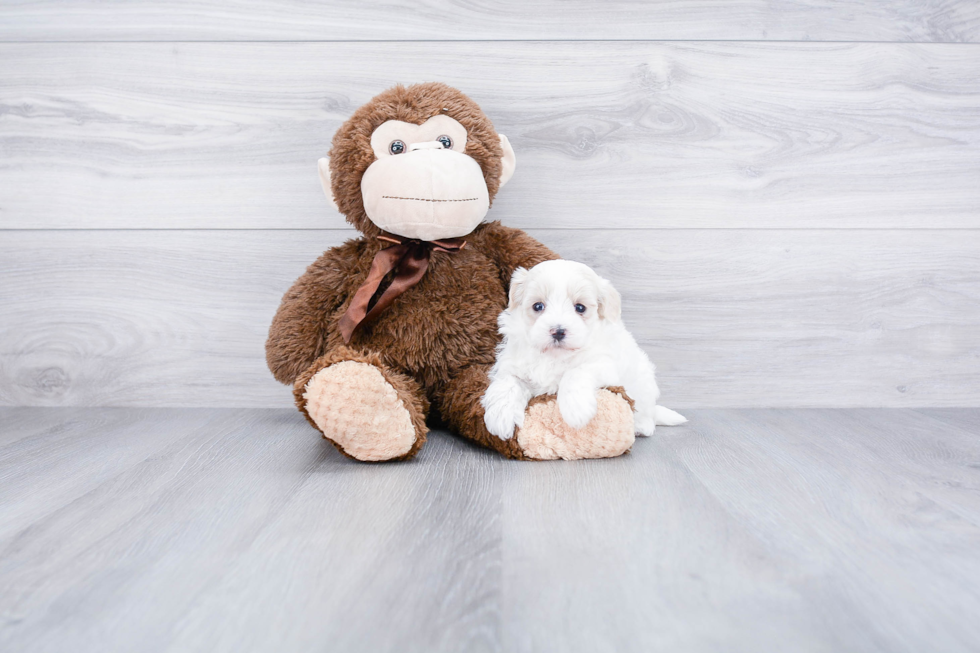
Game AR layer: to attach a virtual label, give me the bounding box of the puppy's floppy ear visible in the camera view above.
[597,277,622,322]
[508,267,529,311]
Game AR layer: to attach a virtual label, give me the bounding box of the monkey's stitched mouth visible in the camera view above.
[382,196,479,203]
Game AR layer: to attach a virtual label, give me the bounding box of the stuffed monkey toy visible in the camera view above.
[266,83,636,461]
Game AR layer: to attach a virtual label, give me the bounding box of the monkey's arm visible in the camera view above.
[475,220,560,286]
[265,238,366,384]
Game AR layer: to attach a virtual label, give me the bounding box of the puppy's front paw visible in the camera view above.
[557,386,598,430]
[482,383,528,440]
[484,403,524,440]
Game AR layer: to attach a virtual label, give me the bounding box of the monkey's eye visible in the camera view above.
[388,140,406,155]
[575,304,586,314]
[532,302,544,312]
[436,135,453,149]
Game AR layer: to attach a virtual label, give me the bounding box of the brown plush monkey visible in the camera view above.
[266,83,636,461]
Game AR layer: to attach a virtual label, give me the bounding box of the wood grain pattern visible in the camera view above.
[764,408,980,525]
[164,427,501,653]
[2,228,978,408]
[0,408,501,653]
[1,0,978,42]
[501,429,823,652]
[2,407,979,651]
[671,409,980,651]
[3,2,978,649]
[502,409,980,651]
[2,42,978,230]
[0,408,242,541]
[914,407,980,435]
[0,406,92,447]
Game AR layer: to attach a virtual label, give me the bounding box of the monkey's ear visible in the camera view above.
[317,157,339,211]
[508,267,529,311]
[498,135,517,188]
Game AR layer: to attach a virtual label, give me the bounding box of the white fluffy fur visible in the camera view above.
[482,260,687,440]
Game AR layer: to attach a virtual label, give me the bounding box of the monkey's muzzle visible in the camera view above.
[360,147,491,241]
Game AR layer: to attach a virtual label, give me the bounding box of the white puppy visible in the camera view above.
[482,259,686,439]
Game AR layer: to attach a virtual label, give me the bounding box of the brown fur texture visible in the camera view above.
[268,219,559,459]
[267,82,634,461]
[438,363,531,459]
[271,221,557,393]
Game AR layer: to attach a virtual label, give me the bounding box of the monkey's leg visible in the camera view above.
[438,364,529,459]
[294,347,428,462]
[439,365,636,461]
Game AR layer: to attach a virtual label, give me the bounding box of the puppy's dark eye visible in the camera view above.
[437,135,453,149]
[532,302,544,312]
[389,140,406,155]
[575,304,586,314]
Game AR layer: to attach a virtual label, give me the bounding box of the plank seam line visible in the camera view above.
[1,39,979,45]
[3,227,980,233]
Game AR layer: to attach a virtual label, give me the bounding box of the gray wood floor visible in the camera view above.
[1,407,978,652]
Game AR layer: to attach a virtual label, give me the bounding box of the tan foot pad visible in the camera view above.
[303,361,416,462]
[516,389,635,461]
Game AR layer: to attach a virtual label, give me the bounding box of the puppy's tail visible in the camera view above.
[653,406,688,426]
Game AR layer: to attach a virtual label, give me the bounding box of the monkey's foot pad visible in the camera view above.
[516,389,635,460]
[303,361,417,461]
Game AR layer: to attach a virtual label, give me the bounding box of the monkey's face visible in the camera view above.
[321,83,517,238]
[357,115,488,241]
[321,103,516,241]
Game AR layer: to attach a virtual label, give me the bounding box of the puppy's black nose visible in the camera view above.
[551,328,566,342]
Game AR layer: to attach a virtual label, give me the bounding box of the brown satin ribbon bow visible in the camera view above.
[339,232,467,343]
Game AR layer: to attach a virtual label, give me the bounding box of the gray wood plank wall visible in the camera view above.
[2,1,979,42]
[1,3,979,408]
